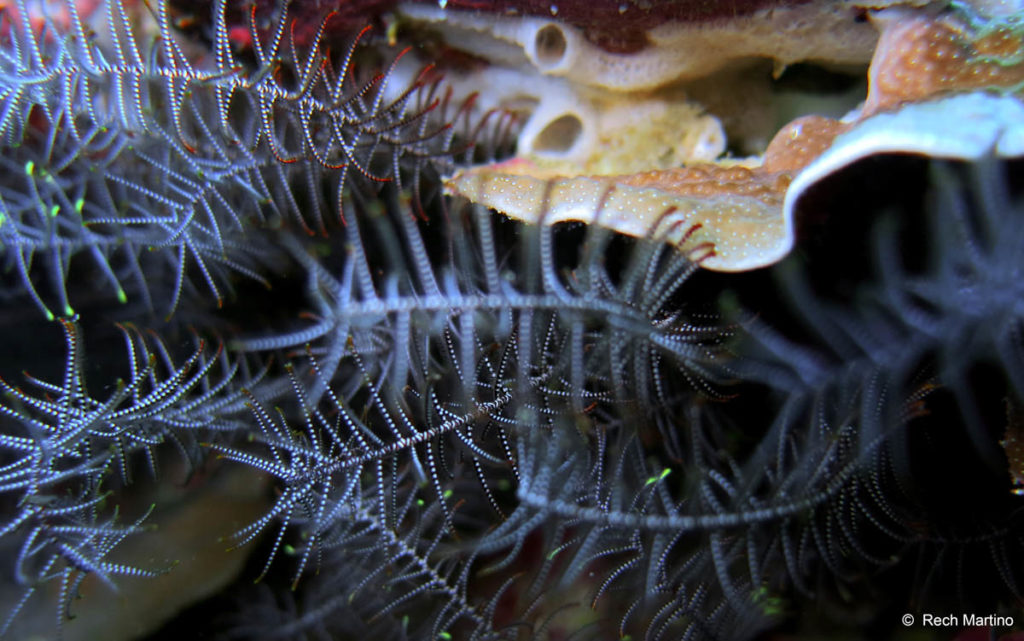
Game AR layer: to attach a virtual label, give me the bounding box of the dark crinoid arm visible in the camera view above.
[0,316,256,637]
[713,158,1024,633]
[212,175,731,638]
[0,0,452,320]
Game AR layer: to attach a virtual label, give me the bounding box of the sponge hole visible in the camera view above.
[534,24,567,68]
[531,114,582,154]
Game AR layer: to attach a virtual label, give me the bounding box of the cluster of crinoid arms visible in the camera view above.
[0,1,1022,640]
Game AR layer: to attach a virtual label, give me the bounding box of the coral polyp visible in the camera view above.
[0,1,1023,640]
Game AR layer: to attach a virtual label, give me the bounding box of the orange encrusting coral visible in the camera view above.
[760,115,850,173]
[605,115,848,208]
[445,4,1024,274]
[865,7,1024,117]
[445,167,782,270]
[446,114,848,272]
[612,166,790,207]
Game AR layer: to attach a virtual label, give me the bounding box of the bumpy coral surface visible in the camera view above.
[440,0,1024,272]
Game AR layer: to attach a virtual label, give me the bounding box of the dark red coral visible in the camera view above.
[169,0,813,57]
[417,0,812,52]
[299,0,813,53]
